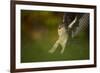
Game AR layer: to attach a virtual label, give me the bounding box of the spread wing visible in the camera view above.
[71,13,89,37]
[63,13,89,38]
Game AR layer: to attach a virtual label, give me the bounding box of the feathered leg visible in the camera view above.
[60,39,68,54]
[49,40,59,53]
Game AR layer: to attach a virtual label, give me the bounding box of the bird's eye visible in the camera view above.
[58,24,63,29]
[58,26,61,29]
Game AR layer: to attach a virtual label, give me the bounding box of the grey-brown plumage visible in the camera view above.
[49,13,89,54]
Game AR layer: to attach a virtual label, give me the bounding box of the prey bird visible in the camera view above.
[49,13,89,54]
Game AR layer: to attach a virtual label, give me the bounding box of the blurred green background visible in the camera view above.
[21,10,89,63]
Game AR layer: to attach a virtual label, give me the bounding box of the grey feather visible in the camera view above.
[72,13,89,37]
[63,13,89,38]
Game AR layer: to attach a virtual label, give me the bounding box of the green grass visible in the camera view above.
[21,32,89,63]
[21,11,89,63]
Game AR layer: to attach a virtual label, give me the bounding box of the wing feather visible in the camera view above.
[72,13,89,37]
[62,13,89,38]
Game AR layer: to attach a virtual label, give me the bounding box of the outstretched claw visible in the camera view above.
[48,48,55,54]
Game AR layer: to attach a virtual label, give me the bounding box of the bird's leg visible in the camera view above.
[59,36,68,54]
[49,40,59,53]
[61,45,65,54]
[60,40,67,54]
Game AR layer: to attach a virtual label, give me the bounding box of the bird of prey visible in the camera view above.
[49,12,89,54]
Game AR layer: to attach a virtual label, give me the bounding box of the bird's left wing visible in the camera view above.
[70,13,89,38]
